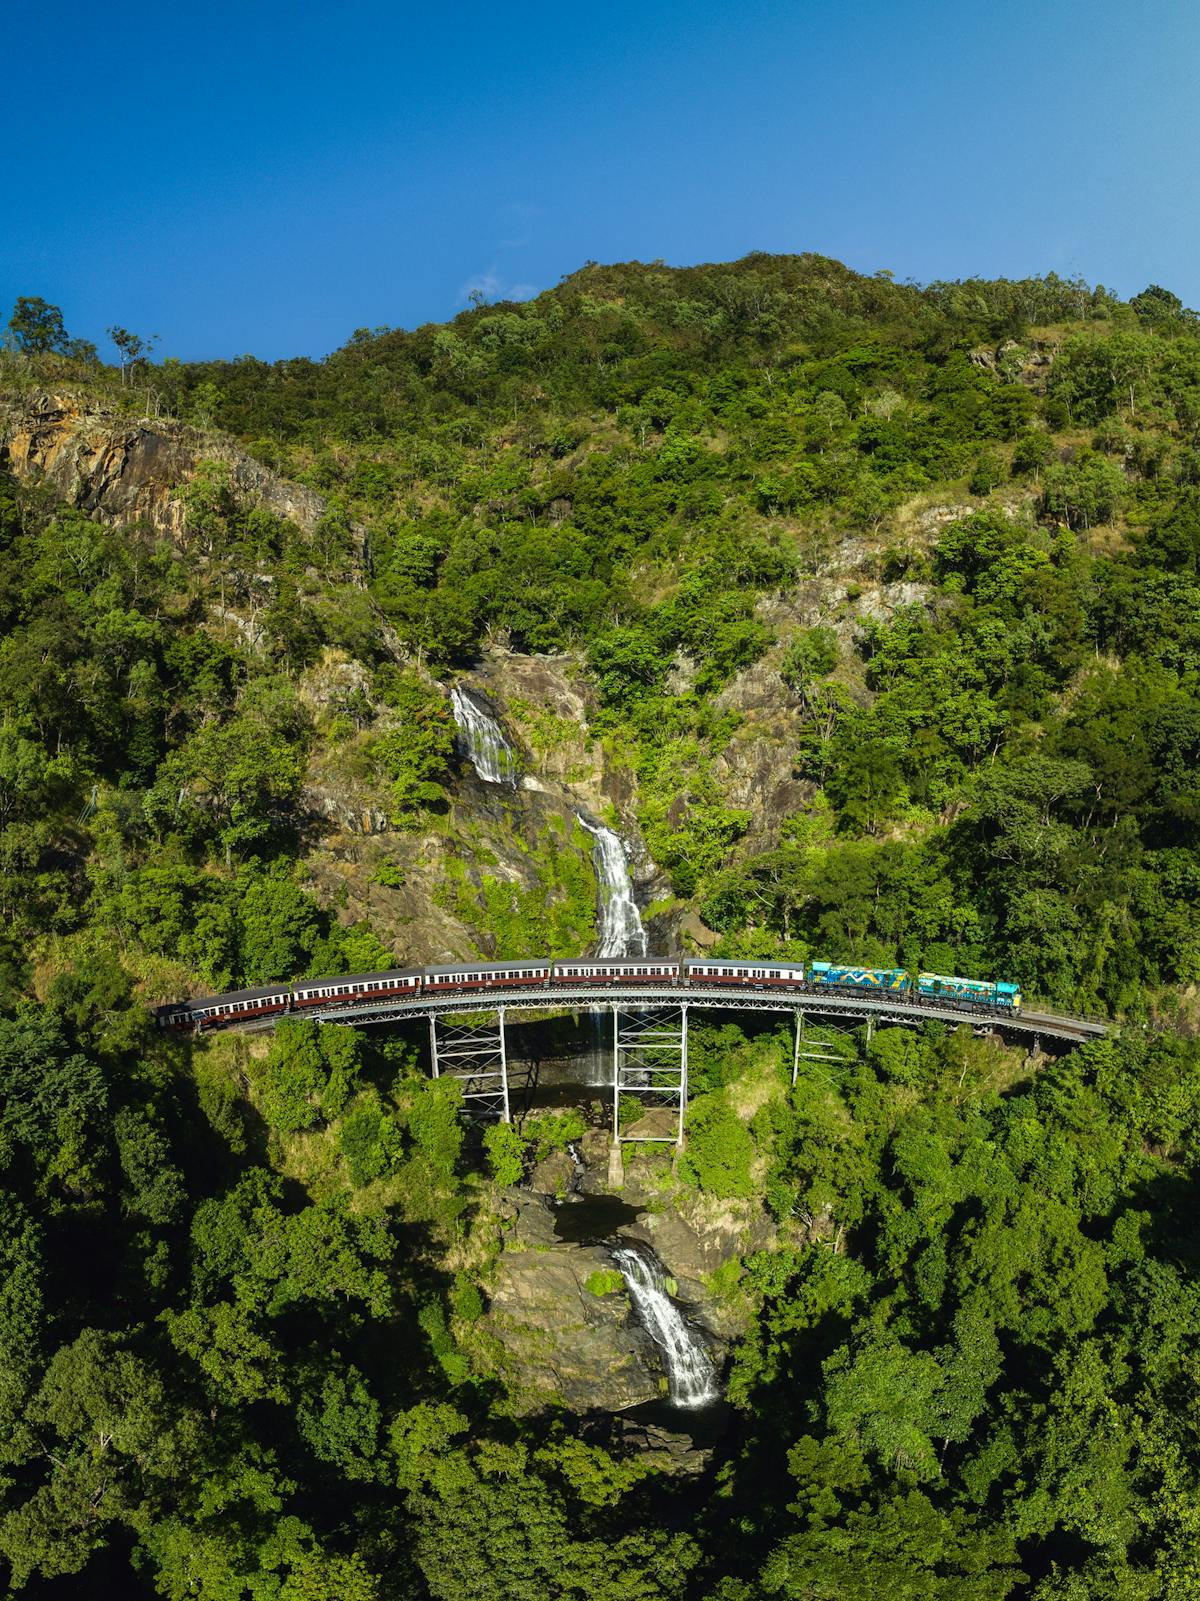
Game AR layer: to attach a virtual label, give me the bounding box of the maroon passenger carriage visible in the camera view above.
[686,959,805,988]
[157,984,292,1031]
[554,957,680,984]
[424,961,551,992]
[293,969,422,1007]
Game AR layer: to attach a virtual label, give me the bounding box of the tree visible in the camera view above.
[780,627,839,708]
[1129,284,1186,326]
[969,451,1005,495]
[107,325,158,382]
[252,1019,362,1132]
[809,391,849,451]
[370,668,457,818]
[7,297,68,354]
[296,1363,382,1481]
[1043,456,1125,530]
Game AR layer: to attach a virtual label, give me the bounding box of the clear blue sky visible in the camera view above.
[4,0,1196,362]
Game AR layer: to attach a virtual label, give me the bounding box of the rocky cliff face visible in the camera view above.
[295,645,670,967]
[0,390,351,547]
[484,1193,667,1411]
[479,1135,762,1416]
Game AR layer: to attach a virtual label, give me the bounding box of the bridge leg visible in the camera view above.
[792,1010,804,1087]
[428,1009,510,1122]
[677,1004,688,1149]
[612,1004,688,1149]
[865,1015,874,1045]
[498,1006,510,1124]
[611,1004,620,1145]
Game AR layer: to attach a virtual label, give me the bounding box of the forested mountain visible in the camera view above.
[1,255,1200,1599]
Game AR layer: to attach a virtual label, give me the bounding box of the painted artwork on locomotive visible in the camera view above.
[918,972,1022,1008]
[809,963,911,991]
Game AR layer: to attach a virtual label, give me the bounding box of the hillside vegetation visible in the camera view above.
[1,257,1200,1599]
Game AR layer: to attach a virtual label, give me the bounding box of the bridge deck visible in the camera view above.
[234,984,1106,1044]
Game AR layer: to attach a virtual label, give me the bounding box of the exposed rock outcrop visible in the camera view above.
[0,390,358,551]
[484,1194,665,1411]
[622,1189,774,1341]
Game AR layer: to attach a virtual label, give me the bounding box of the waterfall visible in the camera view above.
[611,1244,718,1409]
[577,816,648,958]
[450,685,517,786]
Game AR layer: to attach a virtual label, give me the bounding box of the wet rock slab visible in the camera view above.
[484,1194,663,1412]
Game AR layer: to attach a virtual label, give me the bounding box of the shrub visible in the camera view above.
[482,1122,526,1187]
[679,1093,756,1198]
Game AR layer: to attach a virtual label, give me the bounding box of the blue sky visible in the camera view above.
[3,0,1196,361]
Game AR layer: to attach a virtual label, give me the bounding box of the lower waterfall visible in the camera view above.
[611,1244,718,1409]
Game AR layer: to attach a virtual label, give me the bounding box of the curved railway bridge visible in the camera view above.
[219,977,1108,1149]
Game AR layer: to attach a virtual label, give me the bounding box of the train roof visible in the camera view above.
[184,984,291,1009]
[556,955,679,966]
[425,959,552,974]
[294,968,423,989]
[686,956,802,965]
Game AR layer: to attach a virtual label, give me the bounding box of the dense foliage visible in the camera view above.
[2,254,1200,1597]
[41,250,1191,1016]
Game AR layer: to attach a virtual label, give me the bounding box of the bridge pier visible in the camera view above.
[428,1007,510,1122]
[612,1003,688,1149]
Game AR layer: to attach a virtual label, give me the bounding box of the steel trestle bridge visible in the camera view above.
[232,981,1107,1149]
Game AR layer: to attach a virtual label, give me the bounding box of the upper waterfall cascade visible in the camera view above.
[450,685,518,786]
[611,1244,718,1409]
[577,816,649,959]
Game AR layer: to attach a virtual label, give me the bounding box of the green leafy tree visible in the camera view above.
[7,297,68,354]
[107,324,158,382]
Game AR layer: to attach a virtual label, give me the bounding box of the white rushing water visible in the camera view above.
[450,685,517,786]
[577,815,648,958]
[612,1245,718,1409]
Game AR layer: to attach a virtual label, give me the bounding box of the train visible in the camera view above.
[156,956,1021,1031]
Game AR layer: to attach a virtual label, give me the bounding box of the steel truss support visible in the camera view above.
[428,1008,510,1122]
[611,1004,688,1148]
[791,1010,854,1085]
